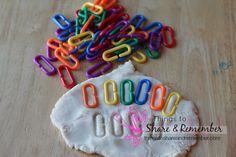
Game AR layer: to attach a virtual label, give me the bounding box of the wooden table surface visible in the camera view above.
[0,0,235,157]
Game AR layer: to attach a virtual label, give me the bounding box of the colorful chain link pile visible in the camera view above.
[33,0,176,89]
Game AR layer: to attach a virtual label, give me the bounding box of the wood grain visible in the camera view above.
[0,0,235,157]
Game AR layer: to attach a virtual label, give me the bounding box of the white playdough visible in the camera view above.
[51,61,200,157]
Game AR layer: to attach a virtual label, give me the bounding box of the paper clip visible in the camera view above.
[162,92,181,117]
[82,2,104,15]
[68,31,94,47]
[59,42,74,60]
[113,42,138,62]
[82,83,99,108]
[76,20,82,35]
[78,7,88,17]
[143,43,160,59]
[130,15,146,29]
[75,16,85,35]
[58,30,75,43]
[55,47,80,70]
[150,84,166,111]
[131,51,148,64]
[134,31,149,41]
[69,40,90,56]
[90,38,110,52]
[57,65,76,89]
[120,79,134,106]
[76,7,89,24]
[93,10,107,26]
[47,38,62,61]
[106,20,129,39]
[86,48,105,61]
[135,79,152,105]
[61,42,74,52]
[117,33,146,45]
[86,31,101,56]
[142,22,163,33]
[118,39,141,61]
[148,32,162,51]
[33,55,57,76]
[58,26,77,42]
[94,0,117,9]
[52,14,72,30]
[86,37,108,61]
[103,80,118,106]
[79,52,88,61]
[117,38,139,47]
[68,42,89,62]
[55,20,76,36]
[102,44,131,62]
[87,44,110,62]
[80,15,96,33]
[98,11,124,30]
[161,26,176,48]
[86,61,113,78]
[112,25,136,45]
[98,23,115,38]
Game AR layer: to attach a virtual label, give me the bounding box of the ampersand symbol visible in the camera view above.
[173,124,178,132]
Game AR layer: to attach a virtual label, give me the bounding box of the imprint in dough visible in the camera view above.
[51,61,200,157]
[93,113,105,137]
[111,114,124,137]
